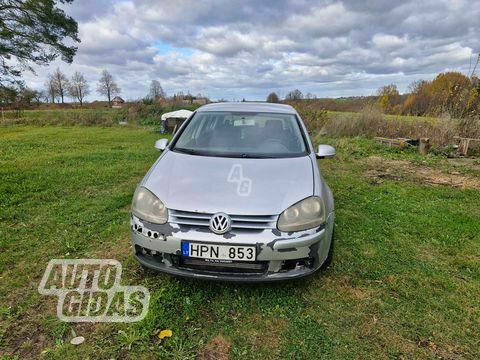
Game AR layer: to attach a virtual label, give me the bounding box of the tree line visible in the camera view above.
[0,74,209,108]
[43,68,121,106]
[266,90,317,103]
[0,69,122,107]
[377,71,480,118]
[266,71,480,119]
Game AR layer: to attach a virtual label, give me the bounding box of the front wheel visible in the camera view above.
[320,228,334,270]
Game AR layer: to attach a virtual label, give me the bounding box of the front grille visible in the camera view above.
[172,255,268,275]
[169,209,277,230]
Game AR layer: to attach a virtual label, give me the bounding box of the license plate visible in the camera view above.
[181,241,256,262]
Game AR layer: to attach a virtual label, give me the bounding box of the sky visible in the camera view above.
[21,0,480,101]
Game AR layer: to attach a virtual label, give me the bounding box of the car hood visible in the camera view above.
[143,150,314,215]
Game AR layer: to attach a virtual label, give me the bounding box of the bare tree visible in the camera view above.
[19,87,37,105]
[50,68,69,103]
[97,70,120,106]
[266,92,279,103]
[285,89,303,101]
[32,90,45,106]
[45,78,57,103]
[149,80,166,100]
[69,72,90,106]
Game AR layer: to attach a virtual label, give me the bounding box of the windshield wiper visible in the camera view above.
[213,152,278,159]
[174,148,278,159]
[239,153,277,159]
[174,148,203,155]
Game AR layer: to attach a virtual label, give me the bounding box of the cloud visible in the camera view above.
[22,0,480,100]
[372,34,409,49]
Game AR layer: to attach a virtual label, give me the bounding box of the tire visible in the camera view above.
[320,228,334,270]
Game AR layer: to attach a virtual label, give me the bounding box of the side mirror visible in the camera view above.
[154,138,169,151]
[316,145,336,159]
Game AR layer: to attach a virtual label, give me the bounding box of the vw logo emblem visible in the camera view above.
[209,213,232,234]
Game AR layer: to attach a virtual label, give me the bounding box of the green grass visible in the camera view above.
[9,108,118,118]
[0,108,123,126]
[1,103,201,127]
[0,126,479,359]
[325,110,440,124]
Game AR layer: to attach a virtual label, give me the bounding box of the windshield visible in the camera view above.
[172,111,308,158]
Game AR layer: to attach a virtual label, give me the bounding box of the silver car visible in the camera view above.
[131,102,335,281]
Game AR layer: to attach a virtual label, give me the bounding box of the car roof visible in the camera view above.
[196,102,297,114]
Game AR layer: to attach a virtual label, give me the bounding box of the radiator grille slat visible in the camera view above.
[176,256,268,275]
[169,209,277,230]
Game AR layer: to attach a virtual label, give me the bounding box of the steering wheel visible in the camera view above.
[257,138,289,152]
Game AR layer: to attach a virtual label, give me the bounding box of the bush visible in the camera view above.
[294,102,480,147]
[297,107,328,134]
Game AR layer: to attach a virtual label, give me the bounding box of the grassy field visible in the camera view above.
[0,108,123,126]
[0,104,201,127]
[1,106,439,125]
[0,126,479,359]
[324,110,440,124]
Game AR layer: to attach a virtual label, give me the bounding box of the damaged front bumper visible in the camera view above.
[130,212,334,282]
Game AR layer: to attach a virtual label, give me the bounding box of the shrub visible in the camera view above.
[297,103,480,147]
[300,108,328,134]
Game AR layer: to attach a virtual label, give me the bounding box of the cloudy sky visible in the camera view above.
[23,0,480,101]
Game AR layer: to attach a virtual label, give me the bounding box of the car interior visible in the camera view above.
[176,112,306,155]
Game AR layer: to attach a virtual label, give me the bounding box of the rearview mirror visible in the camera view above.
[154,138,169,151]
[316,145,336,159]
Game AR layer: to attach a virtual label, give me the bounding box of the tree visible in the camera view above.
[69,71,89,106]
[285,89,303,101]
[0,0,79,85]
[50,68,69,103]
[428,72,471,118]
[404,80,431,116]
[377,84,400,113]
[32,89,45,105]
[97,70,120,105]
[19,86,37,105]
[149,80,165,100]
[45,78,57,103]
[0,84,18,105]
[266,92,279,103]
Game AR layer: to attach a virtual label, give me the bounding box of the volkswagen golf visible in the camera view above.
[131,102,335,281]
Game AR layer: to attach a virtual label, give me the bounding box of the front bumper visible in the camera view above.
[130,212,334,282]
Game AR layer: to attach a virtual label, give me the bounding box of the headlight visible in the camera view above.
[131,187,168,224]
[277,196,325,232]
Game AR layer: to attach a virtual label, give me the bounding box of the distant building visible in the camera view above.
[112,96,125,108]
